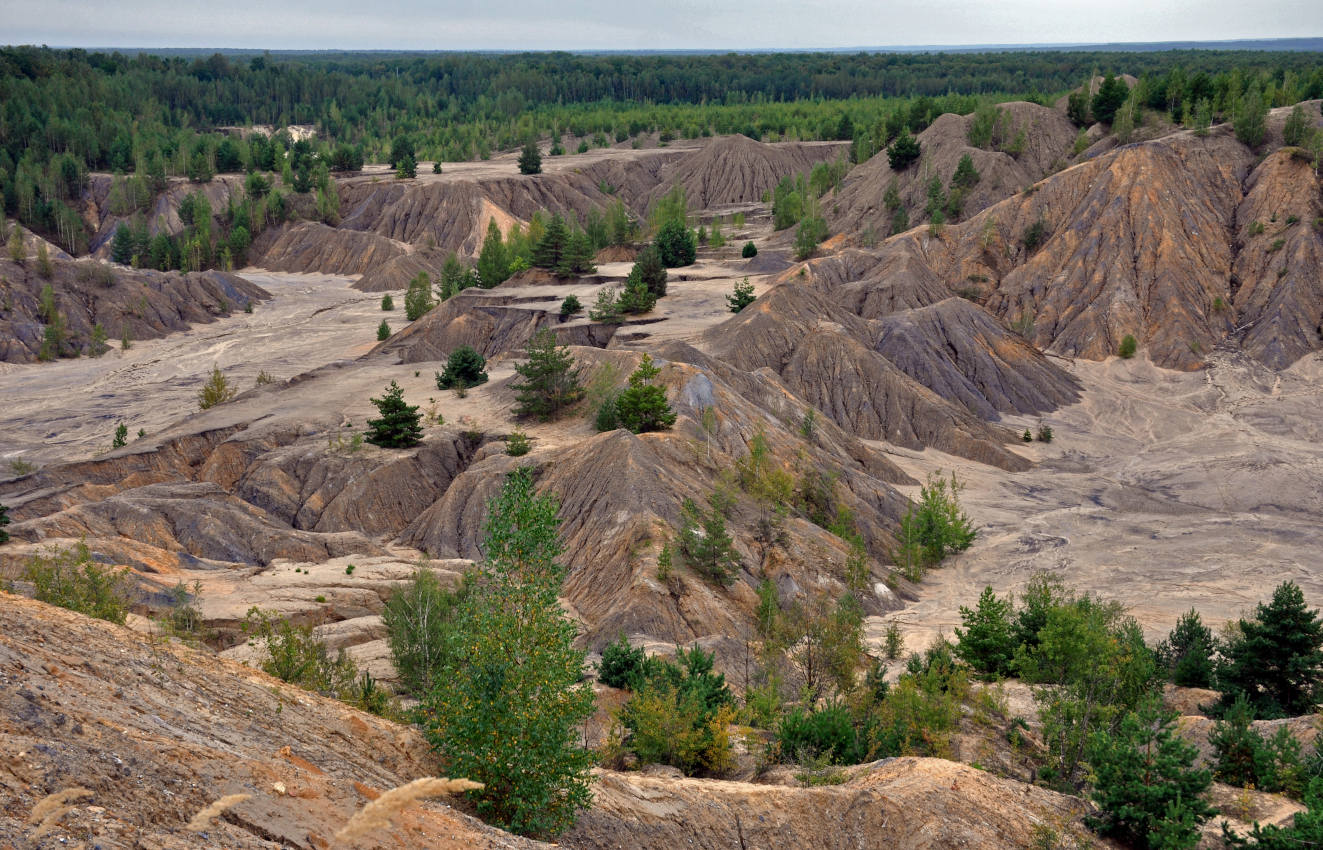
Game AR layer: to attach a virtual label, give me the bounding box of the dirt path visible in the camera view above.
[867,350,1323,655]
[0,271,383,470]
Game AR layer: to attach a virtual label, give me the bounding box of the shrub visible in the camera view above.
[384,567,470,695]
[654,219,696,267]
[364,380,423,448]
[886,130,921,170]
[955,586,1017,679]
[23,541,133,624]
[1155,608,1216,688]
[599,634,649,689]
[197,364,237,410]
[435,346,488,390]
[617,278,657,314]
[1036,423,1054,443]
[588,286,624,323]
[631,244,668,297]
[614,354,676,434]
[727,277,756,313]
[242,607,358,696]
[517,139,542,175]
[380,294,394,311]
[593,393,620,432]
[677,494,741,586]
[890,471,976,581]
[1118,334,1138,359]
[776,702,867,765]
[505,429,532,456]
[0,502,9,544]
[559,294,582,317]
[1022,217,1048,251]
[377,320,390,341]
[741,241,758,258]
[619,645,735,776]
[511,329,584,420]
[404,272,435,320]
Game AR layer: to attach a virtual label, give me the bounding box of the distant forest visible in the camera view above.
[2,45,1322,253]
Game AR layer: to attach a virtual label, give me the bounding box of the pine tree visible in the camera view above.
[556,229,596,277]
[419,467,594,836]
[377,319,390,341]
[0,502,9,544]
[532,214,570,270]
[954,586,1016,679]
[678,495,741,586]
[614,354,676,434]
[435,345,489,390]
[1086,697,1215,849]
[364,380,423,448]
[632,244,667,297]
[1156,609,1216,688]
[89,323,109,357]
[951,153,981,189]
[1092,73,1130,125]
[112,421,128,449]
[8,224,25,264]
[886,130,921,170]
[35,241,53,278]
[511,329,584,420]
[111,224,135,264]
[1220,580,1323,718]
[1283,105,1312,148]
[654,219,696,267]
[727,277,756,313]
[477,218,511,288]
[380,294,393,311]
[395,153,417,179]
[197,364,236,409]
[518,139,543,175]
[1233,88,1269,149]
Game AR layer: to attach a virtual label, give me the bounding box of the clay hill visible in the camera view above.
[819,102,1323,370]
[0,243,265,364]
[0,593,1101,850]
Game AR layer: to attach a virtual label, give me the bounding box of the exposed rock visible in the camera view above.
[0,256,266,363]
[248,220,412,276]
[873,297,1082,418]
[566,757,1095,850]
[646,135,850,209]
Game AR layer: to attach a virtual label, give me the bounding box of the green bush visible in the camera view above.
[23,541,133,624]
[1118,334,1138,359]
[677,494,741,586]
[593,393,621,432]
[599,633,650,689]
[1022,217,1048,251]
[619,645,736,776]
[0,503,10,544]
[727,277,756,313]
[741,241,758,258]
[654,219,696,267]
[377,319,390,341]
[776,701,867,765]
[954,586,1017,679]
[886,130,921,170]
[614,354,676,434]
[505,429,532,456]
[384,567,471,695]
[1155,608,1216,688]
[511,329,585,421]
[559,294,582,317]
[404,271,435,320]
[364,380,422,448]
[435,345,489,390]
[242,607,359,696]
[1086,697,1215,848]
[1219,581,1323,719]
[380,294,394,311]
[890,471,976,581]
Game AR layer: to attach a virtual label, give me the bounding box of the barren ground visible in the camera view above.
[868,349,1323,653]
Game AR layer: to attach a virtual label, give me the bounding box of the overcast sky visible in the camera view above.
[4,0,1321,51]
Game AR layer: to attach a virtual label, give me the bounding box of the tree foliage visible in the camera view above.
[435,345,489,390]
[614,354,676,434]
[1219,580,1323,718]
[511,329,584,420]
[364,380,423,448]
[419,467,594,836]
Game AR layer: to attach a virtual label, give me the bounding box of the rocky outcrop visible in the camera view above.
[0,256,266,363]
[873,297,1081,418]
[247,220,411,276]
[700,284,1033,470]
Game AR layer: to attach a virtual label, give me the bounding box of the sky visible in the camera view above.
[3,0,1321,51]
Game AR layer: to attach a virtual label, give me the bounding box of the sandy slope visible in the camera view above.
[0,271,383,469]
[869,349,1323,653]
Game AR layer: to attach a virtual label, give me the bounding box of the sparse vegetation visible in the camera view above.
[511,329,585,421]
[505,429,532,456]
[677,493,741,586]
[727,277,756,313]
[890,471,976,582]
[614,354,676,434]
[197,364,237,409]
[23,541,133,624]
[381,293,394,311]
[1118,334,1138,359]
[742,241,758,258]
